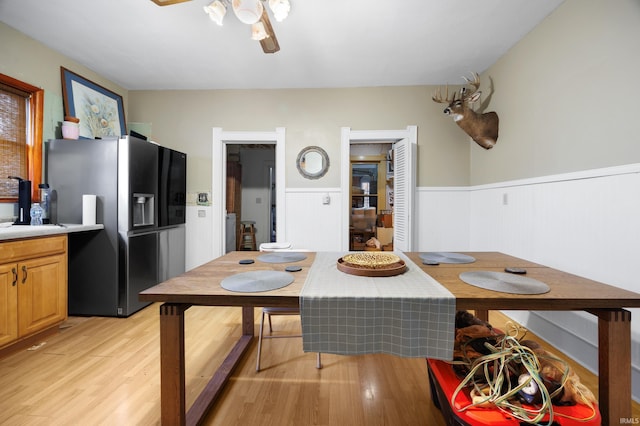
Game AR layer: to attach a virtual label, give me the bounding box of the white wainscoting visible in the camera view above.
[419,164,640,400]
[415,187,471,252]
[185,205,214,271]
[284,188,343,251]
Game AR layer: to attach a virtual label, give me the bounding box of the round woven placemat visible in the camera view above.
[221,271,294,293]
[459,271,550,295]
[419,252,476,264]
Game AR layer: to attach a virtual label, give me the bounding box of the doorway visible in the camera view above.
[340,126,417,252]
[349,147,391,251]
[226,145,276,251]
[212,128,286,259]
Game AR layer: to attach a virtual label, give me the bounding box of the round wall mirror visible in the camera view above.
[296,146,329,179]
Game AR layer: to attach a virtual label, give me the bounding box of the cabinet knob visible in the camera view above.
[12,267,17,286]
[21,265,27,284]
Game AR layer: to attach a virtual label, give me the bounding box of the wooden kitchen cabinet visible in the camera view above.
[0,263,19,347]
[0,235,67,353]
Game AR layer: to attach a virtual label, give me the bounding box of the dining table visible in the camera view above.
[139,251,640,425]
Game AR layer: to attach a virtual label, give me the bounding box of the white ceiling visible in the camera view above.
[0,0,564,90]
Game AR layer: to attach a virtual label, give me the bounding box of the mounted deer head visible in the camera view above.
[432,72,499,149]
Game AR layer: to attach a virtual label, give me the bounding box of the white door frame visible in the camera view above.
[212,127,286,259]
[340,126,417,251]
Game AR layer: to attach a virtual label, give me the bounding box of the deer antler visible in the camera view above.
[460,72,481,102]
[432,84,456,104]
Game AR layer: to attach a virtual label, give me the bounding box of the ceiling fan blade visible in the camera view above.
[150,0,192,6]
[259,9,280,54]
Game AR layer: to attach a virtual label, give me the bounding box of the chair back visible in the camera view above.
[259,242,293,252]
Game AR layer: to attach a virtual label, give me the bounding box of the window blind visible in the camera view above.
[0,82,29,199]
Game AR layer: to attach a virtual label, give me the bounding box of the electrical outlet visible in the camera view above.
[198,209,206,217]
[502,193,508,205]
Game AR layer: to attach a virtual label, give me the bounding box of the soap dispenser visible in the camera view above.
[8,176,32,225]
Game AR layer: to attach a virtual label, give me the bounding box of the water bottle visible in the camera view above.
[39,183,51,224]
[30,203,43,226]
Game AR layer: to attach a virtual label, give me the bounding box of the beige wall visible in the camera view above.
[0,23,128,143]
[6,0,637,191]
[1,20,468,193]
[473,0,640,185]
[127,87,468,192]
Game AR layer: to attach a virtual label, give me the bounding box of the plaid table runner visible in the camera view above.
[300,252,455,360]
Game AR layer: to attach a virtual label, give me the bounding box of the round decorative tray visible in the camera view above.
[337,257,407,277]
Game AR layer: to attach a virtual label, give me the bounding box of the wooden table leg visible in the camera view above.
[242,305,254,335]
[185,306,255,425]
[159,303,189,426]
[474,309,489,322]
[592,308,632,424]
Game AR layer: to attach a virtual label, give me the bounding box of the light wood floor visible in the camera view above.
[0,305,637,425]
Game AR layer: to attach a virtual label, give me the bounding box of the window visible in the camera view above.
[0,73,43,202]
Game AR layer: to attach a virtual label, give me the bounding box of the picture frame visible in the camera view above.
[386,148,394,176]
[60,67,126,139]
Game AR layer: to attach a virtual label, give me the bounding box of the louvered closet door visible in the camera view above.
[392,138,415,252]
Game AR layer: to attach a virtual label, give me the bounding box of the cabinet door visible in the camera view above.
[17,254,67,337]
[0,263,18,347]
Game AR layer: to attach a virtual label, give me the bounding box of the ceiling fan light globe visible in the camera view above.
[251,22,268,40]
[232,0,263,25]
[269,0,290,22]
[204,0,226,25]
[208,13,224,25]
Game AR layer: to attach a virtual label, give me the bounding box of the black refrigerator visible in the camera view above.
[46,136,187,317]
[157,146,187,283]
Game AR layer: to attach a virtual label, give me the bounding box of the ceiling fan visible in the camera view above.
[150,0,288,54]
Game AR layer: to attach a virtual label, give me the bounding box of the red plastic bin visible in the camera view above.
[427,358,601,425]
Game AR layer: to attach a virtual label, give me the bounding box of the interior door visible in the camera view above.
[392,138,416,252]
[341,127,417,252]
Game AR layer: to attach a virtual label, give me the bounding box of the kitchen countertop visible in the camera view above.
[0,223,104,241]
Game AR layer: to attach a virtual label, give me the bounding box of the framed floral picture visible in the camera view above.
[61,67,126,139]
